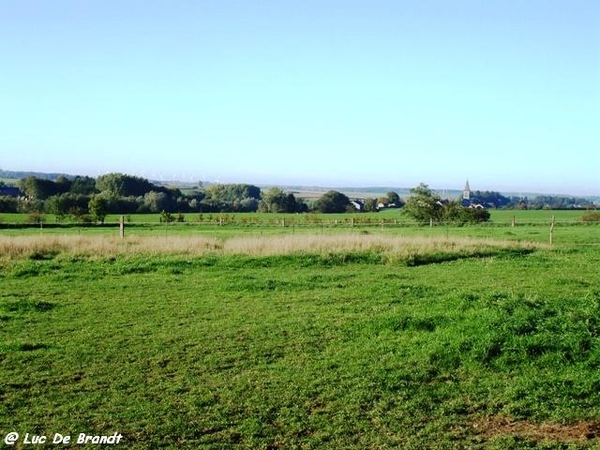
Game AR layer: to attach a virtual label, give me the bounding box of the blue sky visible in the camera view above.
[1,1,598,195]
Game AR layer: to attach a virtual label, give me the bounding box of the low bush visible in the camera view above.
[580,211,600,223]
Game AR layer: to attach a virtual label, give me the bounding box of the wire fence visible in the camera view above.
[0,215,596,230]
[1,216,598,248]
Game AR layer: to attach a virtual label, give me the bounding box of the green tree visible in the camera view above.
[581,211,600,223]
[142,191,171,213]
[403,183,443,222]
[45,193,89,221]
[89,195,108,224]
[440,200,464,223]
[0,196,18,213]
[55,175,72,194]
[160,210,175,223]
[470,190,511,209]
[20,177,60,200]
[70,176,97,195]
[203,184,261,212]
[386,191,402,206]
[314,190,350,213]
[405,184,490,224]
[235,197,259,212]
[287,193,308,213]
[260,187,287,213]
[96,173,154,197]
[363,198,378,212]
[462,207,491,223]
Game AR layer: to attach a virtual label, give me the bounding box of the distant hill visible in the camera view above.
[266,185,599,203]
[0,169,74,182]
[266,186,414,200]
[0,170,199,190]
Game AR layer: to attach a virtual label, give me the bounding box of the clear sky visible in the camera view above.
[1,1,598,195]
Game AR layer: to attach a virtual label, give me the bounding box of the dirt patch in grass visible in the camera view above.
[474,416,600,443]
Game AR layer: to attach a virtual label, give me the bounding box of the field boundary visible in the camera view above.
[0,216,595,230]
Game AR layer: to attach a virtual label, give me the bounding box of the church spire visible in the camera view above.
[463,180,471,202]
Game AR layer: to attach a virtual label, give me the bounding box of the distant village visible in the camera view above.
[0,170,597,218]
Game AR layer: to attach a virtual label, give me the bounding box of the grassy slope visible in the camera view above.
[1,230,600,448]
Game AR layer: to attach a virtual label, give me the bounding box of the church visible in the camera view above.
[461,181,484,209]
[461,180,471,206]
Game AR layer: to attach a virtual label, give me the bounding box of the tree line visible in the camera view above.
[468,190,595,210]
[0,173,398,222]
[0,173,595,225]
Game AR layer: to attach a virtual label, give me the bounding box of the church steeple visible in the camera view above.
[463,180,471,204]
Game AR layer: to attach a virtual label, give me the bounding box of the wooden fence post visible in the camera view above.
[550,215,555,244]
[119,215,125,239]
[511,216,516,227]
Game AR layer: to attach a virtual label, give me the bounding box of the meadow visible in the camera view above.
[1,212,600,449]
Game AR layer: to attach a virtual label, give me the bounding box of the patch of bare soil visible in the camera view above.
[473,416,600,443]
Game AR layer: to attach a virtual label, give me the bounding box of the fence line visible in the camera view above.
[0,216,596,230]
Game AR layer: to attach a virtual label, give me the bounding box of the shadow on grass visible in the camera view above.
[0,299,56,313]
[405,247,536,267]
[0,341,51,353]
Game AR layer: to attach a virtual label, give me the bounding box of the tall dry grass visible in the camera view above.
[0,233,540,260]
[0,235,221,259]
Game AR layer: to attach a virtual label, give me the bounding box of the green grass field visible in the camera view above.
[1,219,600,448]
